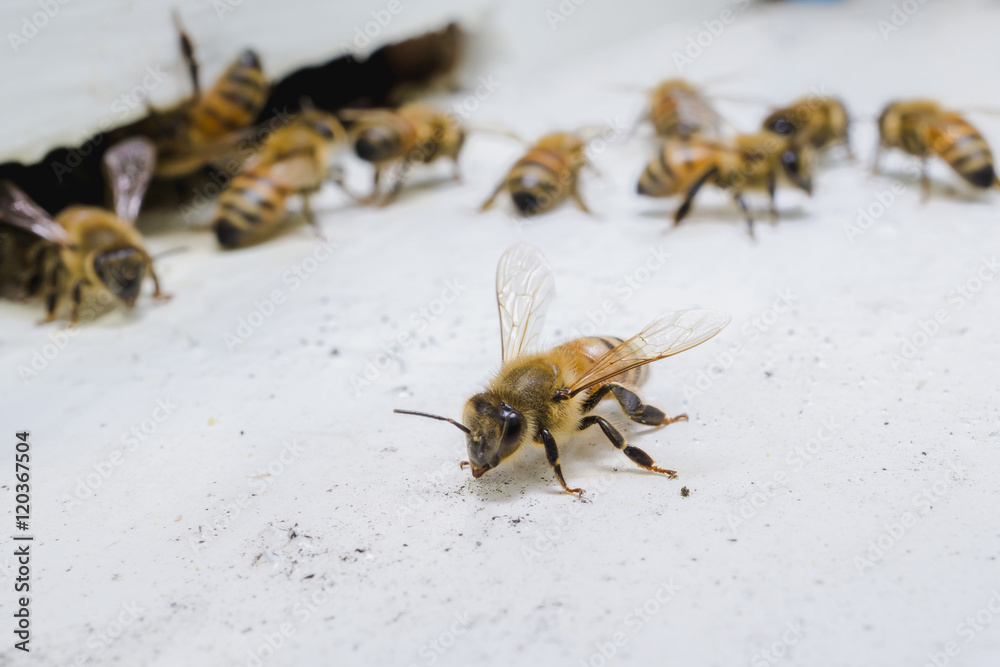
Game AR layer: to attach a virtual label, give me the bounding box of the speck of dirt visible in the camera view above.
[681,487,690,497]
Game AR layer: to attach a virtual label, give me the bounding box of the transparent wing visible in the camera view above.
[673,88,731,140]
[102,137,156,223]
[153,125,260,179]
[0,180,72,246]
[564,309,731,396]
[496,243,555,362]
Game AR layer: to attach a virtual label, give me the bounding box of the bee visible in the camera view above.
[140,13,269,179]
[640,79,728,141]
[874,100,999,199]
[212,107,347,249]
[762,96,852,158]
[637,132,815,237]
[340,104,465,206]
[0,138,168,323]
[480,132,592,217]
[395,243,730,496]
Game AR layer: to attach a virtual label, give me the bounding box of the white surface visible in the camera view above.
[3,1,1000,666]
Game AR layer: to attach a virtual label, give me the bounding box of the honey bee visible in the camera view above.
[637,132,815,237]
[874,100,999,199]
[395,243,730,496]
[140,14,269,179]
[762,96,852,158]
[212,107,347,249]
[480,132,593,217]
[640,79,728,141]
[0,138,168,323]
[339,104,465,206]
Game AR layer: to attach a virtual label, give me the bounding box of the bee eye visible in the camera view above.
[781,150,800,175]
[502,413,522,444]
[498,403,524,458]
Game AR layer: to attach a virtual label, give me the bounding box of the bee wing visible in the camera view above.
[337,108,395,122]
[0,180,72,246]
[496,243,555,362]
[102,137,156,224]
[562,309,731,397]
[674,88,730,140]
[153,126,260,179]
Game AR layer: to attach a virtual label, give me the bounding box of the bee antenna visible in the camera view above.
[152,246,189,260]
[394,409,471,434]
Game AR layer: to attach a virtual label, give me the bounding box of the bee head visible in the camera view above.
[461,394,527,478]
[878,101,906,146]
[237,49,262,70]
[93,247,147,308]
[780,143,815,196]
[355,126,401,162]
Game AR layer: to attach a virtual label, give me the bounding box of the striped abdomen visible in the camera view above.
[556,336,650,390]
[190,50,268,143]
[637,141,718,198]
[507,148,577,216]
[213,169,290,249]
[924,114,997,188]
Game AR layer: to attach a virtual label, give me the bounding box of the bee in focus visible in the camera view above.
[0,138,169,323]
[637,131,816,238]
[212,106,347,249]
[480,132,594,217]
[395,243,730,496]
[138,12,270,179]
[339,104,465,206]
[874,100,999,200]
[762,96,853,159]
[638,79,729,141]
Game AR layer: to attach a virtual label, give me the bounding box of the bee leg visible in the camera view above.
[674,166,717,226]
[539,429,584,496]
[300,195,328,240]
[40,291,58,324]
[733,193,755,239]
[579,416,676,478]
[149,266,172,302]
[172,11,200,98]
[767,171,779,225]
[377,174,405,208]
[327,166,367,204]
[39,262,61,324]
[451,158,462,183]
[606,384,688,427]
[69,279,86,325]
[570,184,591,214]
[920,159,931,203]
[480,180,506,212]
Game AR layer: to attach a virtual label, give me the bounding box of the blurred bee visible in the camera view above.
[480,132,592,217]
[639,79,728,141]
[395,243,730,496]
[637,132,815,237]
[762,96,852,158]
[212,107,347,249]
[874,100,1000,200]
[0,138,168,323]
[139,13,269,179]
[340,104,465,206]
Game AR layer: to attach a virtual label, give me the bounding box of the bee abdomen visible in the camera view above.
[935,123,995,188]
[191,54,268,139]
[508,149,571,216]
[212,172,288,248]
[558,336,649,388]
